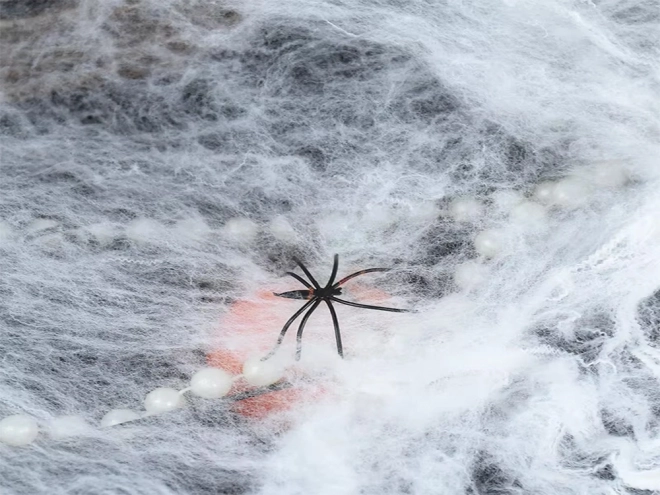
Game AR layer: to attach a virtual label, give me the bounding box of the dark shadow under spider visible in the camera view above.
[265,254,411,361]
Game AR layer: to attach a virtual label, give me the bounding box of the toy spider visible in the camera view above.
[266,254,411,360]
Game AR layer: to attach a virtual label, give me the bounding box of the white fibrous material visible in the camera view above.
[474,229,506,258]
[100,409,141,428]
[449,197,484,223]
[1,0,659,493]
[509,201,548,226]
[48,415,91,439]
[269,215,298,243]
[223,217,260,243]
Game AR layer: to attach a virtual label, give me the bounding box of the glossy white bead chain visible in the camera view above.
[0,359,285,446]
[452,160,630,289]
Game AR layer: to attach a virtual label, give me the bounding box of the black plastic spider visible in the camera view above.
[265,254,411,360]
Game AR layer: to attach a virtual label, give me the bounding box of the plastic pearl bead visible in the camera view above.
[534,182,556,204]
[242,356,284,387]
[49,415,89,439]
[474,229,504,258]
[190,368,233,399]
[269,216,297,243]
[125,218,164,244]
[223,217,258,243]
[85,222,117,246]
[0,415,39,446]
[449,198,483,222]
[510,201,547,225]
[100,409,141,427]
[551,178,590,208]
[144,388,185,414]
[454,261,487,290]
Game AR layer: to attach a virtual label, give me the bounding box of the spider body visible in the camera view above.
[266,254,410,360]
[274,287,342,300]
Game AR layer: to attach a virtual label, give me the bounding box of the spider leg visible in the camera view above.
[262,298,317,360]
[325,299,343,358]
[286,271,313,289]
[326,254,339,288]
[330,296,411,313]
[332,268,391,288]
[293,256,321,289]
[295,299,322,360]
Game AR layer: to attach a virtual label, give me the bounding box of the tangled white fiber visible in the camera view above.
[1,0,659,493]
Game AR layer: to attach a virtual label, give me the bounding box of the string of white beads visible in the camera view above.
[449,162,631,291]
[0,354,287,446]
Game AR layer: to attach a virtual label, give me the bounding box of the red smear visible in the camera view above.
[206,290,308,418]
[207,285,393,419]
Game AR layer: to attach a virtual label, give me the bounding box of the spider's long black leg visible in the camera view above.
[326,254,339,288]
[332,268,391,289]
[330,296,411,313]
[262,299,316,360]
[286,271,314,289]
[325,299,343,358]
[293,256,321,289]
[295,299,322,361]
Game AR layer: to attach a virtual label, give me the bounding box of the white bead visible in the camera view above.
[269,215,297,243]
[509,201,547,225]
[449,197,483,222]
[490,190,523,213]
[534,181,556,204]
[49,415,90,439]
[85,222,117,246]
[590,160,628,188]
[144,387,185,414]
[0,415,39,446]
[190,368,233,399]
[100,409,141,427]
[454,261,487,290]
[242,356,284,387]
[474,229,504,258]
[551,178,590,208]
[125,218,164,244]
[223,217,258,243]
